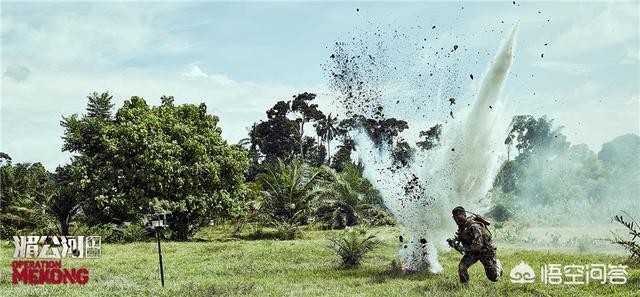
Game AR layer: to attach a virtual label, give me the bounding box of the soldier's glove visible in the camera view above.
[446,238,455,248]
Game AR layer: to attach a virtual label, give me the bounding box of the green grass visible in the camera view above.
[1,226,638,296]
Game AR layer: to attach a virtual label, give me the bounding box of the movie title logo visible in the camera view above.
[11,235,101,285]
[13,236,101,259]
[12,261,89,285]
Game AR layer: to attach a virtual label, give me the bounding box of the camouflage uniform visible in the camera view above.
[454,216,501,283]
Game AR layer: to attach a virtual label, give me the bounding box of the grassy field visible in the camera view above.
[1,226,638,296]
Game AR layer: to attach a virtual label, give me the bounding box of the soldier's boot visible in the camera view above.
[458,261,471,284]
[485,266,500,282]
[482,258,501,282]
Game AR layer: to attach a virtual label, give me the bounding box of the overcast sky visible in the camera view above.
[2,1,639,170]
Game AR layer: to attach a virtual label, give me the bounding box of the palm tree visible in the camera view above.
[256,158,325,238]
[318,172,363,228]
[315,166,383,228]
[237,137,252,148]
[316,113,339,164]
[0,162,58,237]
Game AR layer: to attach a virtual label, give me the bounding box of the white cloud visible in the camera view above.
[573,81,602,97]
[1,4,193,70]
[626,46,639,60]
[181,65,237,86]
[1,66,301,170]
[532,60,592,75]
[1,4,330,170]
[2,1,637,170]
[208,74,236,86]
[3,64,31,81]
[181,65,209,79]
[550,93,640,152]
[510,82,640,152]
[620,46,640,64]
[542,2,639,58]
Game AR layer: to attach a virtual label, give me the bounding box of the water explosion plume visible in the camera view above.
[344,25,519,272]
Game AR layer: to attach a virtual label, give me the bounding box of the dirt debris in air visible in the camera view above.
[323,11,498,213]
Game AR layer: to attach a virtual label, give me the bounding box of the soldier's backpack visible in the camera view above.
[471,215,493,242]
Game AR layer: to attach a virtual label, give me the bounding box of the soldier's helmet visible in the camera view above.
[452,206,466,216]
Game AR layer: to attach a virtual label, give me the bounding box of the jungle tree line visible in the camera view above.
[489,115,640,225]
[2,93,249,240]
[0,91,409,241]
[2,92,638,241]
[243,92,415,176]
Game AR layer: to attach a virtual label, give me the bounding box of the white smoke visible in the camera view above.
[354,25,519,273]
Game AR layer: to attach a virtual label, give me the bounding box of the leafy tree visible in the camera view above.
[597,134,640,205]
[331,137,354,172]
[316,170,365,229]
[493,160,518,193]
[391,140,414,166]
[61,92,115,155]
[249,93,325,166]
[504,115,569,162]
[416,124,442,151]
[495,115,572,203]
[86,91,115,120]
[250,101,300,164]
[61,94,249,240]
[598,134,640,176]
[0,152,12,164]
[303,136,327,167]
[358,116,409,147]
[329,118,358,171]
[490,114,633,226]
[290,93,325,160]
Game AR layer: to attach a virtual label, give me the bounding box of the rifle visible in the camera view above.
[446,238,465,255]
[463,210,491,226]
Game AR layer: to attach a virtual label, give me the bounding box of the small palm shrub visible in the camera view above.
[272,221,301,240]
[326,228,380,268]
[112,222,149,243]
[74,224,116,242]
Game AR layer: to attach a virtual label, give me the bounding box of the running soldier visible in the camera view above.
[447,206,502,284]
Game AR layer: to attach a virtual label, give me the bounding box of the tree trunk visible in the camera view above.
[299,116,305,161]
[326,138,331,164]
[60,216,69,236]
[172,214,190,241]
